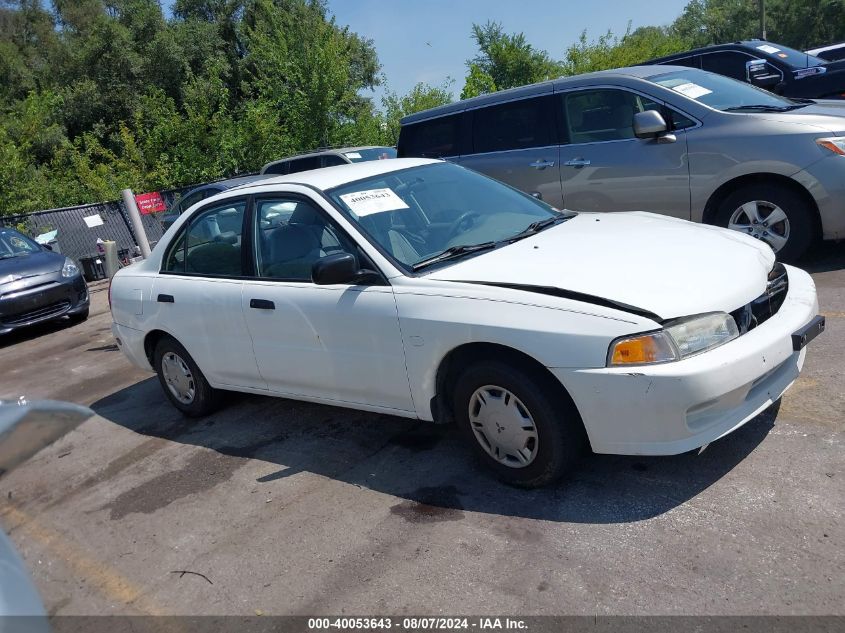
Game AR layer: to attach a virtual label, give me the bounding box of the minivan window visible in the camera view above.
[700,51,754,81]
[399,114,461,158]
[647,68,796,111]
[288,156,322,173]
[563,89,661,143]
[471,97,551,153]
[321,154,347,167]
[263,161,289,175]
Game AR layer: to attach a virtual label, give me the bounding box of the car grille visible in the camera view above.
[2,301,71,326]
[730,263,789,335]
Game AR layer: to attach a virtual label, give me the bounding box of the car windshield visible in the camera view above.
[328,163,563,271]
[0,229,41,259]
[647,68,799,111]
[747,42,826,68]
[342,147,397,162]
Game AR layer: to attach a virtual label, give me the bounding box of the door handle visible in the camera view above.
[529,159,555,169]
[249,298,275,310]
[157,294,174,303]
[563,158,591,167]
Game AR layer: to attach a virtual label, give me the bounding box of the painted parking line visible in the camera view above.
[0,503,166,615]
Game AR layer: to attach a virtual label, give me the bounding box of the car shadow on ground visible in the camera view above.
[799,240,845,274]
[92,377,778,525]
[0,316,82,350]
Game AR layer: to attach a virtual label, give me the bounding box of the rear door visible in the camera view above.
[152,197,265,389]
[456,96,563,208]
[556,87,692,219]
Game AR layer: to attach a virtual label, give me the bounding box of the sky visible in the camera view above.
[327,0,693,104]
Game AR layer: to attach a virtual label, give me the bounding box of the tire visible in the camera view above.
[153,336,221,417]
[452,360,587,488]
[713,183,816,262]
[68,307,89,323]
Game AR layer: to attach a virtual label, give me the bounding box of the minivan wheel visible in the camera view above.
[714,183,815,261]
[453,361,587,488]
[153,336,221,417]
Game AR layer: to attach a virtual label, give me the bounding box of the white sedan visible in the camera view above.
[110,158,824,487]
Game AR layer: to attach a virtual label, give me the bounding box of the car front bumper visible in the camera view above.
[0,274,89,335]
[552,264,820,455]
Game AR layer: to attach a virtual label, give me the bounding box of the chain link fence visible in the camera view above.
[0,186,194,280]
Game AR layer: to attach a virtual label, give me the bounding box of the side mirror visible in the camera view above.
[312,252,366,285]
[633,110,668,138]
[746,59,781,88]
[42,243,53,251]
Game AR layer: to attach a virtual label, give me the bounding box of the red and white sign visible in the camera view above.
[135,191,167,215]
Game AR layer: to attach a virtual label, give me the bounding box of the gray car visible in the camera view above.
[397,66,845,260]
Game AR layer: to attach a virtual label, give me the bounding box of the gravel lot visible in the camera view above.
[1,246,843,616]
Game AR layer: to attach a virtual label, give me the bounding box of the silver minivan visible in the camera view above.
[397,66,845,260]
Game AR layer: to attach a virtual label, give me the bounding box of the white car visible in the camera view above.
[110,158,824,487]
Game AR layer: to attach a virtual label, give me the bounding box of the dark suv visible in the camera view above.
[645,40,845,99]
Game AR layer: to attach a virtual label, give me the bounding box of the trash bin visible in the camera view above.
[78,255,107,282]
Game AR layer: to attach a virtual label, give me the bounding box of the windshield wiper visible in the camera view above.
[412,242,498,271]
[506,212,576,242]
[723,104,803,112]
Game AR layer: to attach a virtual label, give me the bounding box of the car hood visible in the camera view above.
[0,251,63,286]
[758,100,845,133]
[425,212,775,321]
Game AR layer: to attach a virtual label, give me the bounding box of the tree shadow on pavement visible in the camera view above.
[91,376,777,525]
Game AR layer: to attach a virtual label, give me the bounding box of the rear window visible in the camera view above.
[398,114,461,158]
[472,97,551,153]
[263,161,289,175]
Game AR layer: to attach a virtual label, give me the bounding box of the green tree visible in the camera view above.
[461,21,563,97]
[381,81,454,144]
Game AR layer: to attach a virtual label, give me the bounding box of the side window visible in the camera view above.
[172,200,247,276]
[163,230,187,272]
[563,89,648,143]
[287,156,321,174]
[662,55,700,69]
[254,198,358,281]
[700,52,753,81]
[399,114,461,158]
[321,154,347,167]
[471,97,551,153]
[263,161,289,175]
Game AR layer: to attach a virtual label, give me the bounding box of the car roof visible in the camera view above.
[400,66,678,124]
[187,174,267,196]
[645,40,785,64]
[230,157,439,193]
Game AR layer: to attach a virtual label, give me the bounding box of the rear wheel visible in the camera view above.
[153,336,221,417]
[453,360,587,488]
[714,183,816,261]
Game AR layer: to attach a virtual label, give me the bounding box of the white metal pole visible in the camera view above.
[121,188,152,259]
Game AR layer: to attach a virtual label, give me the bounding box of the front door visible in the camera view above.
[557,88,691,219]
[240,195,414,413]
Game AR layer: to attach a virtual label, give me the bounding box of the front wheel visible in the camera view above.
[453,361,587,488]
[153,336,221,417]
[714,183,816,262]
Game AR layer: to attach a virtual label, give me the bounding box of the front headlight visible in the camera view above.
[61,257,80,278]
[816,137,845,156]
[608,312,738,366]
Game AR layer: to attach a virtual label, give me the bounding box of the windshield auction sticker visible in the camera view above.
[756,44,781,54]
[671,82,713,99]
[340,188,409,217]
